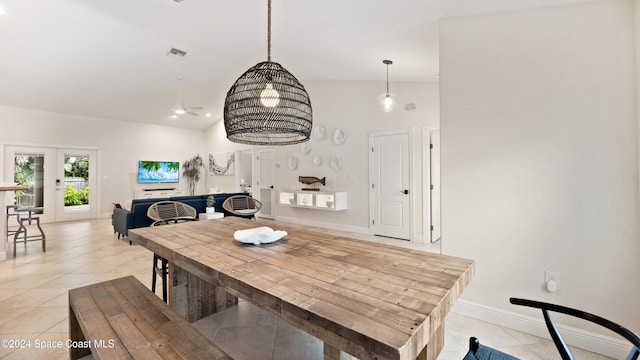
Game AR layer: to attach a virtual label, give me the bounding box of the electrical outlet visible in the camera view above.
[545,271,560,292]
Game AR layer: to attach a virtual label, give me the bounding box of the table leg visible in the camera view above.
[68,304,90,359]
[172,264,238,322]
[323,343,341,360]
[416,320,445,360]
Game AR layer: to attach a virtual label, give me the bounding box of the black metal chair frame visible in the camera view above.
[7,206,46,257]
[6,205,20,238]
[510,298,640,360]
[466,298,640,360]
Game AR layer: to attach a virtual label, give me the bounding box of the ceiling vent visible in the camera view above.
[167,48,187,59]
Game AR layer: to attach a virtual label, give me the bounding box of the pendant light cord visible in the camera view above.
[386,64,389,94]
[267,0,272,62]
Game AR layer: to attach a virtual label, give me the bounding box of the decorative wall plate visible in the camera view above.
[330,155,342,170]
[332,128,346,145]
[288,156,298,170]
[314,125,327,140]
[313,154,323,166]
[301,142,311,155]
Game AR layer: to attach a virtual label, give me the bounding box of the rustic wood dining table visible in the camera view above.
[128,217,473,360]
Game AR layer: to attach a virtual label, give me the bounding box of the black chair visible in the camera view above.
[463,337,520,360]
[147,201,198,304]
[510,298,640,360]
[464,298,640,360]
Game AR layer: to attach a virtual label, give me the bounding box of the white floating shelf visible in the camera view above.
[278,190,347,211]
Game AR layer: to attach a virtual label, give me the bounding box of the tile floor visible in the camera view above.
[0,218,612,360]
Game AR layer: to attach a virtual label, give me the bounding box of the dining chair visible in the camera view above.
[147,201,198,304]
[463,337,519,360]
[464,298,640,360]
[221,195,262,219]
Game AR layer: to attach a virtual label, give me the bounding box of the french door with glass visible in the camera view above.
[4,145,98,223]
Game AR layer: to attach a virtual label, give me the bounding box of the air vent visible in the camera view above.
[167,48,187,58]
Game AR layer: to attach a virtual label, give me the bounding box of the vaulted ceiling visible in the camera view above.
[0,0,597,129]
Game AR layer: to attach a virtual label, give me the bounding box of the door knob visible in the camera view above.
[402,189,409,194]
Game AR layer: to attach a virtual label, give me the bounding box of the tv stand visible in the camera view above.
[134,189,185,199]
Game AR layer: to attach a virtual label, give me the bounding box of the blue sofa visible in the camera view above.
[112,192,247,239]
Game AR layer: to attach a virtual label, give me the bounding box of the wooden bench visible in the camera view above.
[68,275,231,360]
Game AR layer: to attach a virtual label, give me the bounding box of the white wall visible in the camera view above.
[636,0,640,200]
[0,105,206,217]
[440,0,639,340]
[204,79,439,236]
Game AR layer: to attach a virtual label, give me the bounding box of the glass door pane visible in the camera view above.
[14,152,45,209]
[56,149,97,222]
[5,146,56,224]
[63,155,90,212]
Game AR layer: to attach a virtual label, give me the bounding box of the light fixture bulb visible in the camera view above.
[378,92,398,112]
[174,103,186,115]
[260,83,280,107]
[384,95,393,108]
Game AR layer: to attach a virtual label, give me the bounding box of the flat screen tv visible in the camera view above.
[137,161,179,184]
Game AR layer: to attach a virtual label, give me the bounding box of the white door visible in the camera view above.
[371,132,411,240]
[430,130,441,242]
[235,149,253,194]
[5,145,98,223]
[255,148,275,219]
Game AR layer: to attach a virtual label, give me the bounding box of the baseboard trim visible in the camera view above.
[451,300,632,359]
[274,215,370,235]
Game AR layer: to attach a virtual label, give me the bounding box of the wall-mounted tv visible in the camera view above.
[137,161,179,184]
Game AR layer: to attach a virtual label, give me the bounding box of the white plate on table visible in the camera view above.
[233,226,287,245]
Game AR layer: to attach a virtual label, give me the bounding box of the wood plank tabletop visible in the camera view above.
[129,217,473,360]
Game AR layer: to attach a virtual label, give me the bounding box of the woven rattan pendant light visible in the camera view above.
[224,0,312,145]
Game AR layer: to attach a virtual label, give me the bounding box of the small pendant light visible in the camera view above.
[224,0,313,146]
[173,77,187,115]
[378,60,398,112]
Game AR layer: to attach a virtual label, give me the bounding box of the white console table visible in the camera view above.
[1,185,28,261]
[134,189,186,199]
